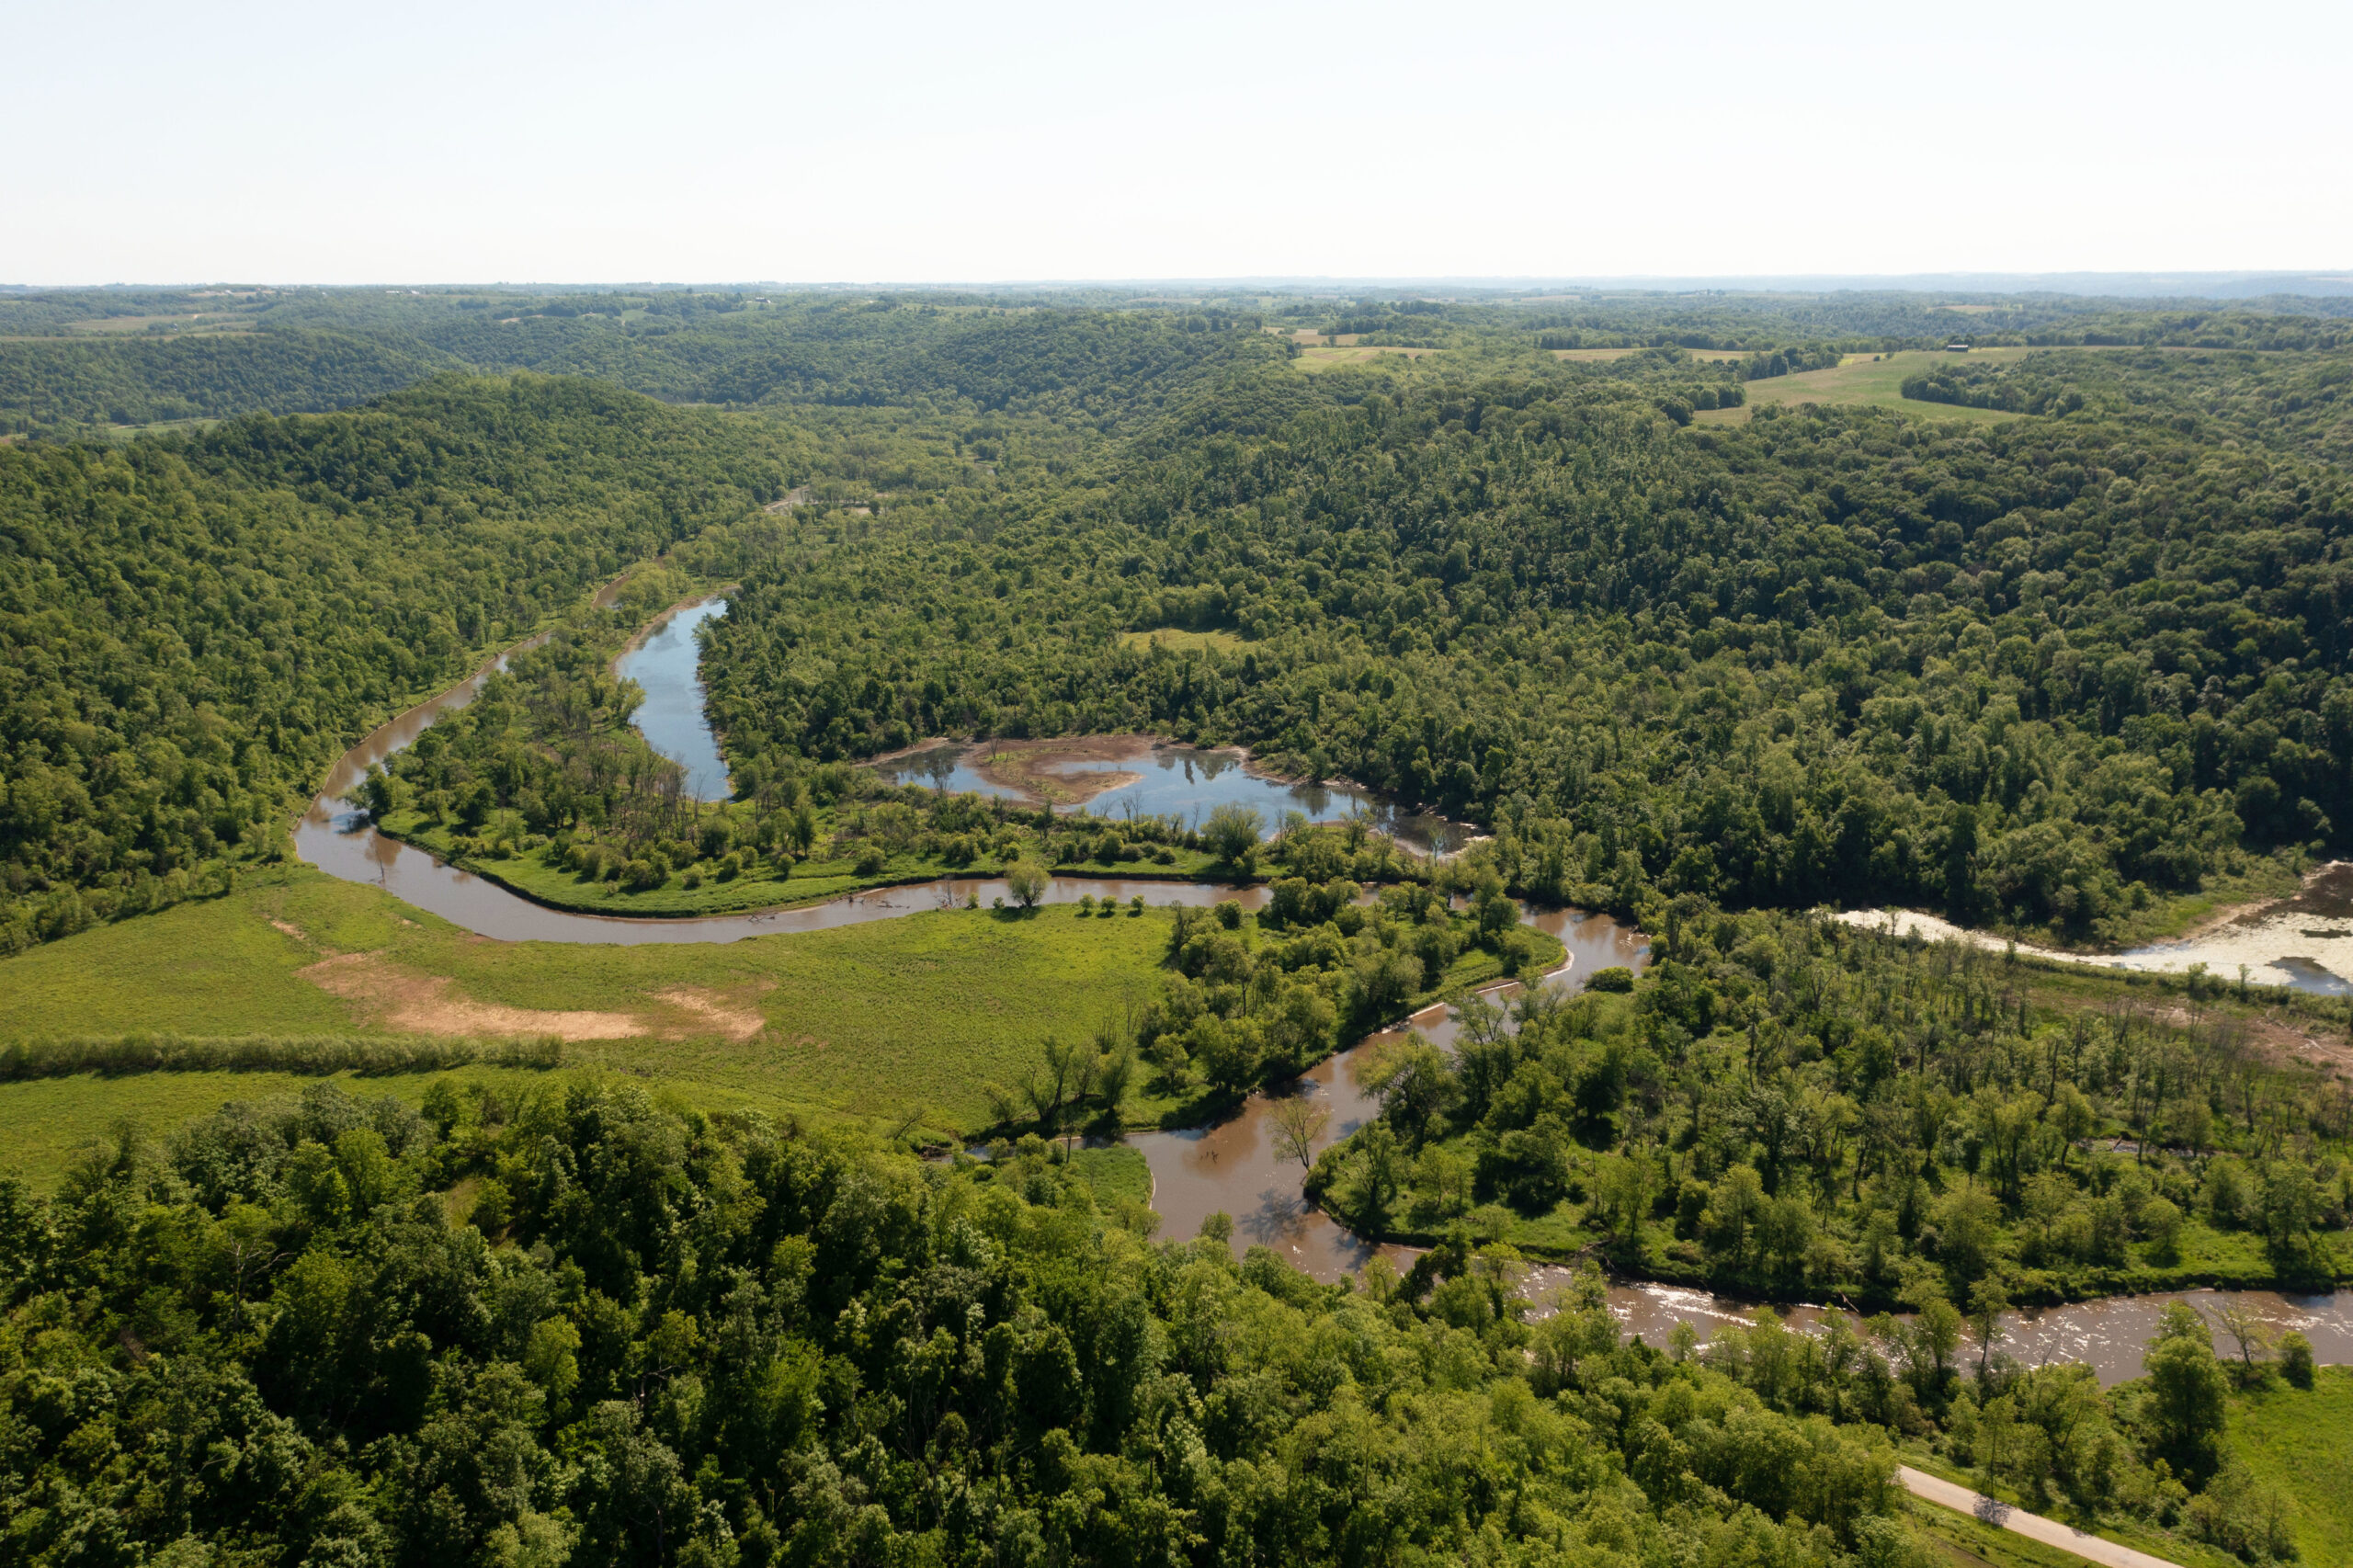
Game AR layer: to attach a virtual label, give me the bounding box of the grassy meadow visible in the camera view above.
[1293,345,1439,372]
[1695,348,2034,425]
[1113,628,1251,657]
[0,862,1553,1188]
[2226,1366,2353,1564]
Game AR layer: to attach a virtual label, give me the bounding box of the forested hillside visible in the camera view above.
[13,283,2353,442]
[1904,347,2353,464]
[704,372,2353,943]
[0,331,454,435]
[0,375,801,951]
[0,1082,1915,1568]
[0,298,1282,439]
[8,300,2353,959]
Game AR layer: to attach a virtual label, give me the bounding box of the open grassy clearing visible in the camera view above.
[0,863,1555,1172]
[1693,348,2034,425]
[1113,627,1251,656]
[1067,1143,1154,1207]
[1294,345,1438,371]
[1550,347,1762,363]
[1901,1496,2120,1568]
[2224,1366,2353,1563]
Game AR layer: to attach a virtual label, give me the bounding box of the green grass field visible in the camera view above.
[1068,1144,1154,1207]
[0,863,1554,1187]
[1293,346,1439,374]
[2227,1366,2353,1563]
[1695,349,2033,425]
[1113,628,1251,656]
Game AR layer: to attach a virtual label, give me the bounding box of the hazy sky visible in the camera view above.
[8,0,2347,285]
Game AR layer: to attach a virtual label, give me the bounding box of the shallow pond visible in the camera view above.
[874,739,1475,856]
[614,596,732,802]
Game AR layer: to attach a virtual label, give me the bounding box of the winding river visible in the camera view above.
[294,598,2351,1378]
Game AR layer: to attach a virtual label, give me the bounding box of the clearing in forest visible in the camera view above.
[1692,347,2034,424]
[1295,345,1438,370]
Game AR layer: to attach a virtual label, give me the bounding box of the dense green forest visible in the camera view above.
[1311,903,2349,1297]
[1904,348,2353,464]
[0,1080,1928,1568]
[0,295,1282,439]
[9,283,2353,440]
[703,369,2353,944]
[8,301,2353,958]
[0,332,452,435]
[0,376,801,951]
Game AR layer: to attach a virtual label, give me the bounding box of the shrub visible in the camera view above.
[2279,1330,2315,1389]
[1004,859,1050,908]
[1585,966,1634,993]
[854,844,889,876]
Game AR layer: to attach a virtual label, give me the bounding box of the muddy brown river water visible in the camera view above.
[1131,907,1652,1278]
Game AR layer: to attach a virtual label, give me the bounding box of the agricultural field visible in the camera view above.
[1292,344,1439,371]
[1694,347,2035,423]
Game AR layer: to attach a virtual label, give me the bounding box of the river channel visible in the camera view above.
[295,599,2350,1379]
[613,596,733,802]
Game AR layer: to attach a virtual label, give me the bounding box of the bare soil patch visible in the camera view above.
[967,733,1174,806]
[655,985,770,1041]
[301,952,647,1040]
